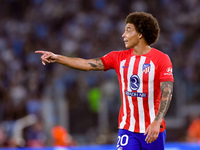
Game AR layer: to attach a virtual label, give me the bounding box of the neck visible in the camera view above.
[132,40,151,55]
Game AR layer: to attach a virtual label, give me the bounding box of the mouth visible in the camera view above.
[124,40,128,45]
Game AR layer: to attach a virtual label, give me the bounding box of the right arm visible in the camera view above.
[35,50,105,71]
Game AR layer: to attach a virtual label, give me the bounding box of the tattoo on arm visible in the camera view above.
[88,63,97,67]
[155,81,173,121]
[88,58,104,70]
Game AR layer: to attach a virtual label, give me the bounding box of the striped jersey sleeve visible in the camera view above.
[158,54,174,82]
[100,51,120,71]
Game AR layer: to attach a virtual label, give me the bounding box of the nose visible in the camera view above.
[122,32,125,38]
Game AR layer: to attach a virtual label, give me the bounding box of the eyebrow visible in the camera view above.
[125,26,131,30]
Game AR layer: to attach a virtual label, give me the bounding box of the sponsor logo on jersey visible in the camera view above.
[122,65,129,68]
[164,67,173,75]
[127,74,147,97]
[125,91,147,97]
[142,63,151,74]
[130,75,140,91]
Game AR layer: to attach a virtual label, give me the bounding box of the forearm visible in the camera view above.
[35,50,105,71]
[154,81,173,123]
[56,55,104,71]
[55,55,89,71]
[144,81,173,144]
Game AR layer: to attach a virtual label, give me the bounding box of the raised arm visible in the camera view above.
[145,81,173,143]
[35,50,105,71]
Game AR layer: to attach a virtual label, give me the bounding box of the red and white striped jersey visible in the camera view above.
[101,48,174,133]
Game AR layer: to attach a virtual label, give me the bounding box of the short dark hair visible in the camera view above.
[126,12,160,45]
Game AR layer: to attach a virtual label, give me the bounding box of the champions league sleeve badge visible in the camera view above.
[142,63,151,74]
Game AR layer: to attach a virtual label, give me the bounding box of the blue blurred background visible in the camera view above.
[0,0,200,148]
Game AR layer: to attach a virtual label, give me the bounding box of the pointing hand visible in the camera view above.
[35,50,57,65]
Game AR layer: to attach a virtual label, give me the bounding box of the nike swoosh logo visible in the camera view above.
[122,66,129,68]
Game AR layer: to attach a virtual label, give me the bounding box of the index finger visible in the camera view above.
[35,50,47,54]
[144,129,148,135]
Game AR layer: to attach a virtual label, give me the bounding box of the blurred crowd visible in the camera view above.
[0,0,200,147]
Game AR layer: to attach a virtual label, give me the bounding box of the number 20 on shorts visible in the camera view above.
[117,134,129,148]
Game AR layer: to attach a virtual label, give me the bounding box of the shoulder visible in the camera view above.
[101,49,128,71]
[102,49,130,58]
[150,48,171,62]
[110,49,130,54]
[151,48,168,57]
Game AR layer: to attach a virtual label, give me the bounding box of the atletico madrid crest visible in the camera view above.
[142,64,151,74]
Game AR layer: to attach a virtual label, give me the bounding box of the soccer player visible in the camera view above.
[36,12,174,150]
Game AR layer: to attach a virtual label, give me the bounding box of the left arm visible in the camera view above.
[155,81,173,122]
[144,81,173,143]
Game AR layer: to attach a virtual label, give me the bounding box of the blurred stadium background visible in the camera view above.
[0,0,200,149]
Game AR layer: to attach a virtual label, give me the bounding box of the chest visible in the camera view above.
[118,56,158,90]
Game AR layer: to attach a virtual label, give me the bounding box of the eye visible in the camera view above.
[127,27,131,32]
[125,29,130,33]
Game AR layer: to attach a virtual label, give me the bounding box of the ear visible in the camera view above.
[138,33,143,39]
